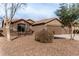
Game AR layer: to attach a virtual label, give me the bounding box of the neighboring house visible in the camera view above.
[10,19,33,35]
[32,18,69,34]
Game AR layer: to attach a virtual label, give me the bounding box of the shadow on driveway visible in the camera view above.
[54,36,66,39]
[0,33,4,37]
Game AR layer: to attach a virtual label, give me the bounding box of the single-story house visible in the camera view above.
[2,18,70,35]
[32,18,69,34]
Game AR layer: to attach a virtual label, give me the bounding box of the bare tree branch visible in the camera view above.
[4,3,8,19]
[10,3,27,20]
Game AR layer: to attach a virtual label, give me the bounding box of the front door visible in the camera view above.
[17,24,26,32]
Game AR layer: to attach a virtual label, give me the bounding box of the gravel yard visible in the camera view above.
[0,34,79,56]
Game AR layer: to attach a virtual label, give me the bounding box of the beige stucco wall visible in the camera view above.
[47,25,69,34]
[45,20,69,34]
[32,23,69,34]
[32,25,46,33]
[45,20,62,26]
[33,25,69,34]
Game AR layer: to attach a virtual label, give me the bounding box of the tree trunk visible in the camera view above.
[69,25,74,40]
[6,25,10,41]
[72,26,76,39]
[4,18,11,41]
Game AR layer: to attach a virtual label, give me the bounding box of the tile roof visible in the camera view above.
[11,19,32,25]
[33,18,62,26]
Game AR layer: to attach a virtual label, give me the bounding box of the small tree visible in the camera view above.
[2,3,27,41]
[55,3,79,40]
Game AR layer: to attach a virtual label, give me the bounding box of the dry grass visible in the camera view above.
[0,34,79,56]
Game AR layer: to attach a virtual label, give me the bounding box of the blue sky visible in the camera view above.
[0,3,60,21]
[14,3,60,20]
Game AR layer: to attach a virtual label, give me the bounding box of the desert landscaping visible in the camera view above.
[1,3,79,56]
[0,33,79,56]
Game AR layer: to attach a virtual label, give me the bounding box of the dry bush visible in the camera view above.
[35,29,53,43]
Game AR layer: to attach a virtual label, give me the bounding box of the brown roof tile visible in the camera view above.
[11,19,32,25]
[32,18,62,26]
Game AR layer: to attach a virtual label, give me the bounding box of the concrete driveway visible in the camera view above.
[54,34,79,40]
